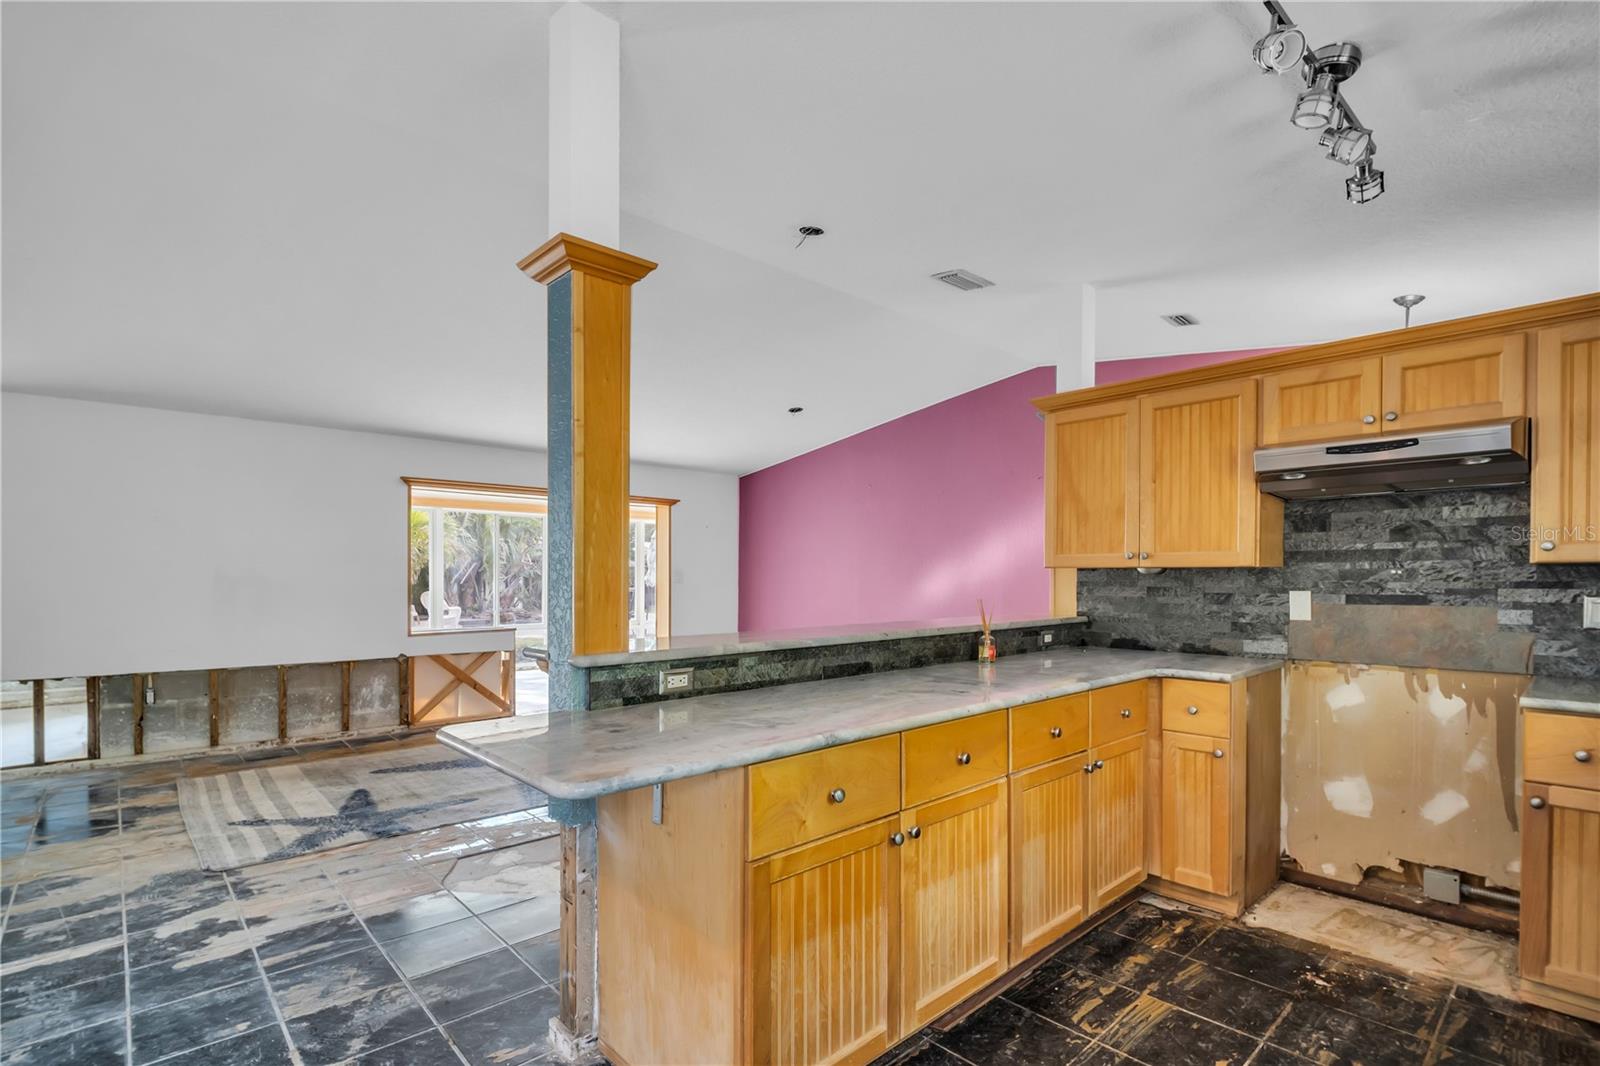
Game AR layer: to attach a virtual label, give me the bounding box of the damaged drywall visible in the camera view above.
[143,670,211,754]
[286,663,341,736]
[349,660,402,731]
[219,667,280,745]
[1283,661,1527,890]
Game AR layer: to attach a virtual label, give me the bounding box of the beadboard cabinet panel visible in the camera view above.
[1261,356,1383,444]
[1009,758,1088,961]
[1381,333,1526,430]
[1161,733,1232,897]
[1531,318,1600,564]
[1044,400,1139,568]
[1087,733,1146,911]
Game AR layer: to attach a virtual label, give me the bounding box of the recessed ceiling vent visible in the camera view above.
[932,269,994,292]
[1161,313,1200,327]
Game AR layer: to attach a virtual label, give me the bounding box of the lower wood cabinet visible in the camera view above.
[1009,758,1088,961]
[1088,733,1147,911]
[1161,733,1232,897]
[899,781,1008,1031]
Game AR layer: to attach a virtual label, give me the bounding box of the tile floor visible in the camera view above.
[876,899,1600,1066]
[7,740,1600,1066]
[0,738,563,1066]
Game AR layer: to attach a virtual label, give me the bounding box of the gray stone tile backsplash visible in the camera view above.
[1073,487,1597,679]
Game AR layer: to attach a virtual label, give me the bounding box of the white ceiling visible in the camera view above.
[4,2,1597,474]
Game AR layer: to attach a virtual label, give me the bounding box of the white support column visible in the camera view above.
[548,2,620,246]
[1079,281,1098,388]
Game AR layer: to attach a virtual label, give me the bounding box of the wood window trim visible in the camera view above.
[403,477,676,641]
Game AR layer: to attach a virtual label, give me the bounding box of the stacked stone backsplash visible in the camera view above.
[586,621,1088,709]
[1072,486,1598,680]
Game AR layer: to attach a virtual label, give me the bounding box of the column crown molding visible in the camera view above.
[519,232,657,286]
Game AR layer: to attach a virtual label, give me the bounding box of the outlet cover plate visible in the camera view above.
[1585,596,1600,630]
[1289,590,1312,622]
[659,667,694,694]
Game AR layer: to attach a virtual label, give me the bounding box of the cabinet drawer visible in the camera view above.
[1090,681,1148,746]
[1161,679,1231,739]
[1525,712,1600,790]
[903,711,1008,808]
[1011,694,1090,771]
[748,734,901,859]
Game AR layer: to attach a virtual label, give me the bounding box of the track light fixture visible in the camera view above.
[1250,2,1385,203]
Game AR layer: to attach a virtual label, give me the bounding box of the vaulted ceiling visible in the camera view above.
[4,2,1596,473]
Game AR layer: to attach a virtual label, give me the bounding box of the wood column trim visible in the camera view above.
[519,232,657,286]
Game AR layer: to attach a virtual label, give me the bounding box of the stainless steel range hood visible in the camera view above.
[1254,419,1530,499]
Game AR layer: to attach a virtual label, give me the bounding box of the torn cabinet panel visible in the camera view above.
[1284,661,1527,890]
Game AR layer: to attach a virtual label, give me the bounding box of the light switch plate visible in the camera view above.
[1585,596,1600,630]
[1289,590,1312,622]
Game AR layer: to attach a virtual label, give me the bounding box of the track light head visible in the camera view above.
[1292,74,1339,129]
[1318,123,1374,166]
[1253,23,1307,74]
[1346,163,1385,204]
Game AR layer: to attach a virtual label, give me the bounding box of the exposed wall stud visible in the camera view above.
[340,662,352,733]
[32,680,45,766]
[208,670,221,748]
[277,665,288,741]
[86,677,101,761]
[132,673,146,755]
[398,655,410,728]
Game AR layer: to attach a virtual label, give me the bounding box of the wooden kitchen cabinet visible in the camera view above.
[1009,757,1088,961]
[898,781,1009,1031]
[1260,356,1384,444]
[1161,732,1232,897]
[1044,399,1139,567]
[1380,333,1525,431]
[749,818,897,1066]
[1139,379,1282,567]
[1530,317,1600,564]
[1087,732,1146,911]
[1520,780,1600,1019]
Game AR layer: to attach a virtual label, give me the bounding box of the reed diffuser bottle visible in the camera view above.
[977,600,996,662]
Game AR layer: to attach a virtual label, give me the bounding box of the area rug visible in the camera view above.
[177,744,546,871]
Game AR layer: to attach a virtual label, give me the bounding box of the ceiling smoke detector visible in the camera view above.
[931,269,994,292]
[1161,314,1199,327]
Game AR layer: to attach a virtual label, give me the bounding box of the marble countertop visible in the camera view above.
[1520,676,1600,716]
[439,647,1281,800]
[569,615,1088,667]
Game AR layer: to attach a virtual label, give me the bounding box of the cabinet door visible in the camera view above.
[1161,733,1233,897]
[1260,356,1383,444]
[1009,759,1088,962]
[1380,333,1526,430]
[1521,784,1600,1000]
[1045,399,1139,567]
[899,781,1007,1032]
[1138,379,1264,567]
[748,818,896,1066]
[1530,318,1600,564]
[1087,733,1146,912]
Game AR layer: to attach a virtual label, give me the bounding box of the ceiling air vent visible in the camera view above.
[1161,313,1199,327]
[932,269,994,292]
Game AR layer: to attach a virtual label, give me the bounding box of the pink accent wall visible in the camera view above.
[738,367,1055,631]
[1095,346,1288,386]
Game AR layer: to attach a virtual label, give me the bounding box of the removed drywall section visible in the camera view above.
[286,663,342,737]
[1287,604,1534,675]
[220,667,281,746]
[350,660,402,732]
[1283,662,1526,891]
[143,671,211,755]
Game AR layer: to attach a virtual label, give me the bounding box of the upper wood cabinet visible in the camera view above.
[1260,356,1383,444]
[1139,379,1281,568]
[1381,333,1526,430]
[1044,399,1138,567]
[1530,318,1600,564]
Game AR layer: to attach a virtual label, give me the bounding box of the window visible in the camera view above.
[405,479,673,648]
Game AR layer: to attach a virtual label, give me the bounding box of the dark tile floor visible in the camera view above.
[876,901,1600,1066]
[0,738,562,1066]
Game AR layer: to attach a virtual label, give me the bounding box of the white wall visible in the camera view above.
[0,393,739,679]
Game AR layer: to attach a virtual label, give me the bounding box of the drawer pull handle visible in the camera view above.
[1120,708,1132,719]
[1213,749,1225,759]
[1186,706,1199,716]
[1093,759,1104,770]
[890,831,905,846]
[956,752,972,765]
[828,788,846,804]
[1577,750,1593,764]
[1530,796,1546,810]
[908,825,921,839]
[1049,726,1063,739]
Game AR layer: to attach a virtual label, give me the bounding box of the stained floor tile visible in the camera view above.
[252,912,370,972]
[1147,958,1294,1038]
[130,975,277,1064]
[480,894,560,944]
[1189,925,1323,992]
[266,945,400,1019]
[1003,966,1140,1037]
[156,1024,296,1065]
[128,947,263,1013]
[0,971,126,1050]
[361,888,471,941]
[444,985,559,1066]
[382,915,501,978]
[1098,994,1258,1065]
[284,983,433,1065]
[432,836,560,913]
[1266,998,1429,1065]
[353,1027,466,1065]
[1105,901,1219,955]
[936,996,1093,1066]
[410,947,544,1023]
[510,929,560,983]
[0,1014,126,1066]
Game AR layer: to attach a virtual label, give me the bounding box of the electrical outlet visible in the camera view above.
[659,667,694,694]
[1040,631,1054,647]
[1585,596,1600,630]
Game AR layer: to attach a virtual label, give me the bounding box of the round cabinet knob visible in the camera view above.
[1093,759,1105,770]
[1213,749,1225,759]
[1540,541,1556,552]
[890,831,906,846]
[828,788,846,804]
[1384,411,1398,422]
[1362,414,1376,425]
[1124,552,1134,560]
[1049,726,1063,739]
[1120,708,1132,719]
[1140,552,1150,560]
[1577,750,1593,764]
[1186,706,1199,716]
[1083,763,1095,774]
[1530,796,1547,810]
[907,825,922,839]
[956,752,972,765]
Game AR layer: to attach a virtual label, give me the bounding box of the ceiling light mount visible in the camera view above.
[1393,293,1426,327]
[794,225,824,248]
